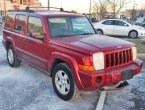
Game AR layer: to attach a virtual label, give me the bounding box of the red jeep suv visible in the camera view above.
[2,8,143,101]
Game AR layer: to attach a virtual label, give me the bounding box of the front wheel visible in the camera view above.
[129,31,138,39]
[7,45,21,67]
[52,63,79,101]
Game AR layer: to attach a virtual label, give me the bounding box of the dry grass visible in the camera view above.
[127,39,145,54]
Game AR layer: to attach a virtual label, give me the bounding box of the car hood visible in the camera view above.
[132,25,145,30]
[50,34,134,55]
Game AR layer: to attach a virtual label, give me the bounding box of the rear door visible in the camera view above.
[20,16,50,71]
[101,20,114,35]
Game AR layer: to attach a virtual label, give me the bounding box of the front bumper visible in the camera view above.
[138,30,145,37]
[79,59,143,91]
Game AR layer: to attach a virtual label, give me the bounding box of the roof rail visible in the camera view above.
[8,6,64,13]
[26,6,64,12]
[8,9,34,12]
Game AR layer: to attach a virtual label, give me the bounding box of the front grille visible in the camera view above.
[104,48,133,69]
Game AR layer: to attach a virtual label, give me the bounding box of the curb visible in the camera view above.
[137,53,145,59]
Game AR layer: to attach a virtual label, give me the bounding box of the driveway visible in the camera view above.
[0,27,145,110]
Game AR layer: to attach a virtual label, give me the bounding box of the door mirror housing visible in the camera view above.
[30,32,45,41]
[124,24,129,27]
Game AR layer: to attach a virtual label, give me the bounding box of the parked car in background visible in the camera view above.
[94,19,145,38]
[136,17,145,28]
[0,15,5,25]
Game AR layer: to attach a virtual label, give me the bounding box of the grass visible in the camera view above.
[127,39,145,54]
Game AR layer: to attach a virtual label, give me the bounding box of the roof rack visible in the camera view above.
[8,6,64,13]
[26,6,64,12]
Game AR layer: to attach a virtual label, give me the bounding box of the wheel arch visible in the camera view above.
[5,37,16,50]
[50,52,84,90]
[128,30,138,35]
[97,29,103,34]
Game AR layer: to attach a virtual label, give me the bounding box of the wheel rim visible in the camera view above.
[97,30,102,35]
[130,31,137,38]
[55,70,70,95]
[8,49,14,64]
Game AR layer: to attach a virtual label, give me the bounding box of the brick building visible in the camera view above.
[0,0,42,15]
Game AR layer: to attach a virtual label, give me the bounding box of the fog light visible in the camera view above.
[96,76,102,83]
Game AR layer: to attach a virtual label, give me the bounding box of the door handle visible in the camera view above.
[11,34,15,37]
[24,38,30,42]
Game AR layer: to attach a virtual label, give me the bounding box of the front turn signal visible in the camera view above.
[79,64,95,71]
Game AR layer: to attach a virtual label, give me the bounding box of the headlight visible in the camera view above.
[132,47,137,61]
[93,52,104,70]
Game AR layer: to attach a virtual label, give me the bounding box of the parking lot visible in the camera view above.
[0,26,145,110]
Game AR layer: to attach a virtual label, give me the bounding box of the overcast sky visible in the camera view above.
[39,0,145,13]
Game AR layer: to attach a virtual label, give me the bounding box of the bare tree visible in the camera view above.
[108,0,130,18]
[93,0,109,20]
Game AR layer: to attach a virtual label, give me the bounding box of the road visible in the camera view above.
[0,26,145,110]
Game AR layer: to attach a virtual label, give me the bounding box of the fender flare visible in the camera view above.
[51,52,84,90]
[5,37,16,50]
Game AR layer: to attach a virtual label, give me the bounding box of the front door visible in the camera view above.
[20,16,50,71]
[113,20,130,36]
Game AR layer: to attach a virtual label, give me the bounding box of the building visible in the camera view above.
[0,0,42,15]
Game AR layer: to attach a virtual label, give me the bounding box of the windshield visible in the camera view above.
[47,16,95,38]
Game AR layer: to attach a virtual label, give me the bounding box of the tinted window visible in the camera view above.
[5,14,15,29]
[28,17,43,33]
[102,20,113,25]
[115,21,126,26]
[14,15,26,33]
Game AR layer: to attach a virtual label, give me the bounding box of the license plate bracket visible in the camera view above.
[122,69,133,81]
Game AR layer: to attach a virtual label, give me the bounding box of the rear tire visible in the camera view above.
[52,63,79,101]
[129,31,138,39]
[7,45,21,67]
[97,29,103,35]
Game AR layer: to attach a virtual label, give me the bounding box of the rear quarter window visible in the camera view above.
[5,14,15,29]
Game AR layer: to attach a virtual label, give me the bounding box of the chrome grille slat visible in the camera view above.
[105,48,133,69]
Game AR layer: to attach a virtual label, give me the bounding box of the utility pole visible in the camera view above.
[132,0,135,20]
[61,0,62,8]
[4,0,6,15]
[48,0,50,10]
[89,0,92,19]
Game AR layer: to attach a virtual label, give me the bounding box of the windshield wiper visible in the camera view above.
[78,33,94,35]
[53,35,74,37]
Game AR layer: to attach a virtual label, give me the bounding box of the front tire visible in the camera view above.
[129,31,138,39]
[52,63,79,101]
[7,45,21,67]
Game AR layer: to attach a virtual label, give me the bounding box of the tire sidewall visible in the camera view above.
[7,45,16,67]
[52,63,75,101]
[97,30,103,35]
[129,31,138,39]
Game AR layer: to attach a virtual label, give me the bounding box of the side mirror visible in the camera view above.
[124,24,129,27]
[30,32,45,41]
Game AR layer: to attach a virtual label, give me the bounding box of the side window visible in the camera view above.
[28,16,44,40]
[5,14,15,29]
[28,16,43,33]
[115,21,127,26]
[14,15,26,33]
[102,20,113,25]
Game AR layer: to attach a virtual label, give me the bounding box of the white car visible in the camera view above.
[93,19,145,38]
